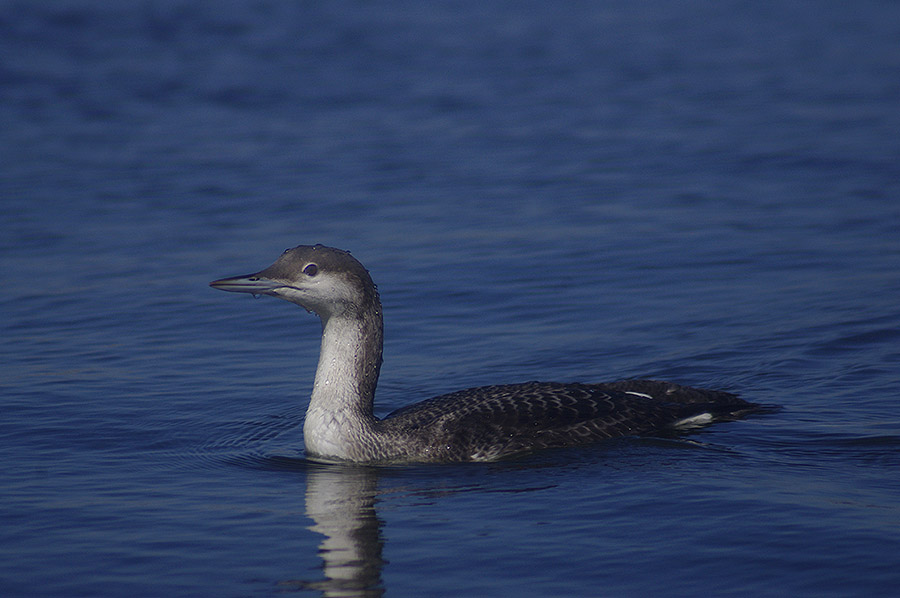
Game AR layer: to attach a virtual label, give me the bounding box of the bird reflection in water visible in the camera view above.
[281,464,385,597]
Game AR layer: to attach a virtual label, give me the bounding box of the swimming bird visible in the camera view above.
[210,244,760,463]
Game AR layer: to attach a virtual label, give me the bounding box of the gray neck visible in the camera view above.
[303,300,384,460]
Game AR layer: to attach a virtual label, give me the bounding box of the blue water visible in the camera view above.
[3,1,900,596]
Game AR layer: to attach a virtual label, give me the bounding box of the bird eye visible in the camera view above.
[303,263,318,277]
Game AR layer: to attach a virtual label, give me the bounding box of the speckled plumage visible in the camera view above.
[373,380,756,462]
[211,245,761,464]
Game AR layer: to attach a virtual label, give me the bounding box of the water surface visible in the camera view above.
[2,1,900,596]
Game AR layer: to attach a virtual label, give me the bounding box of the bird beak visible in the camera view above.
[209,273,285,295]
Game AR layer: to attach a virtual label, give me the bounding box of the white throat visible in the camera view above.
[303,314,378,460]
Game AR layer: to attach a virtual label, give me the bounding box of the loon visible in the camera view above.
[210,244,760,463]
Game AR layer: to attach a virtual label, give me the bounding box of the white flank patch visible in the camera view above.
[672,412,715,428]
